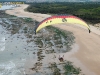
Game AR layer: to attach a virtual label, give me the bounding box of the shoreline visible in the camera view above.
[6,4,100,75]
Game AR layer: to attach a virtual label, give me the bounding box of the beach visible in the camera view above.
[5,4,100,75]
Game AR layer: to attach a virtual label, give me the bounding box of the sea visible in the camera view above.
[0,5,34,75]
[0,5,16,10]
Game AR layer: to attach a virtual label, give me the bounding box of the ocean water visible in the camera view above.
[0,18,37,75]
[0,5,16,10]
[0,60,25,75]
[0,37,5,51]
[0,24,23,75]
[0,24,6,52]
[0,31,28,75]
[0,36,27,75]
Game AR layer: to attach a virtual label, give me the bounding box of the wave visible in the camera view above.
[0,37,5,51]
[0,60,26,75]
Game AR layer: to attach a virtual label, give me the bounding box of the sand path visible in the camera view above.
[6,4,100,75]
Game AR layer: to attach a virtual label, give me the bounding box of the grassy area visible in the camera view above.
[49,61,83,75]
[24,17,33,22]
[46,26,71,39]
[9,15,17,17]
[64,61,83,75]
[49,63,61,75]
[46,26,75,45]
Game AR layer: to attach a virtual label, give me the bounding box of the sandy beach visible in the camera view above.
[6,4,100,75]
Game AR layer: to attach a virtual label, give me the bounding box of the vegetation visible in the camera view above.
[64,61,82,75]
[49,61,83,75]
[46,26,68,39]
[27,2,100,24]
[24,17,33,22]
[49,63,61,75]
[9,15,17,17]
[46,26,75,44]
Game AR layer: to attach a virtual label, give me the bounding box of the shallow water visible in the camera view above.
[0,5,16,10]
[0,18,38,75]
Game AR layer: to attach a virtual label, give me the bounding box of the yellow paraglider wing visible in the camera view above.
[35,15,90,34]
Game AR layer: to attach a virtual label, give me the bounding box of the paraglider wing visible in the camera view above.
[35,15,90,34]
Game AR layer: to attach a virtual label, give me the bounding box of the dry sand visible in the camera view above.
[6,4,100,75]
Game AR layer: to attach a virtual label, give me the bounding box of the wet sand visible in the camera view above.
[6,4,100,75]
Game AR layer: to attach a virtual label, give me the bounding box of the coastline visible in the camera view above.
[6,4,100,75]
